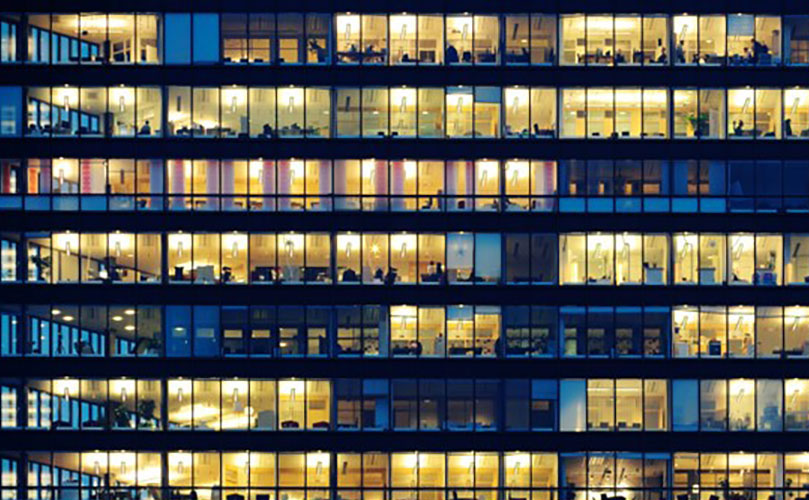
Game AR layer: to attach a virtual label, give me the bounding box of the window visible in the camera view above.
[192,14,219,63]
[785,16,809,65]
[164,14,191,64]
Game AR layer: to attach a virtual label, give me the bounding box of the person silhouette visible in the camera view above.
[446,44,459,63]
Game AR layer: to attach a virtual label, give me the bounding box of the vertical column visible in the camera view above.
[776,453,785,494]
[18,304,29,356]
[378,306,390,358]
[169,159,186,209]
[80,158,93,194]
[261,160,276,210]
[533,162,550,209]
[160,233,169,286]
[390,161,405,211]
[221,160,235,210]
[149,159,164,210]
[277,160,292,210]
[660,161,670,196]
[38,159,51,194]
[1,161,11,194]
[16,452,27,500]
[373,160,387,211]
[161,448,170,500]
[318,161,331,210]
[16,235,26,286]
[206,160,219,209]
[160,379,169,431]
[672,160,689,195]
[464,160,474,209]
[15,16,27,62]
[333,162,347,210]
[708,160,725,196]
[17,159,27,196]
[17,377,27,429]
[447,162,458,209]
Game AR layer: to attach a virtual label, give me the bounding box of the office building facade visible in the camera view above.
[1,1,808,499]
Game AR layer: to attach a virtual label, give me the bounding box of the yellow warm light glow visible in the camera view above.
[169,379,193,396]
[109,452,137,483]
[288,160,305,180]
[389,15,417,37]
[728,453,755,468]
[169,233,192,252]
[505,88,530,106]
[390,234,416,254]
[391,305,418,318]
[51,87,79,109]
[278,233,304,257]
[307,452,331,468]
[337,234,360,256]
[279,380,305,396]
[390,88,416,106]
[108,87,134,108]
[222,233,247,254]
[505,453,531,470]
[109,379,135,400]
[786,379,806,395]
[403,161,417,178]
[74,15,129,30]
[221,87,247,108]
[277,88,304,110]
[108,233,133,253]
[52,379,79,397]
[169,404,220,424]
[361,159,382,179]
[222,380,249,398]
[53,232,79,252]
[336,15,361,40]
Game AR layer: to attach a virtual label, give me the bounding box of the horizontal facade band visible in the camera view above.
[0,357,805,379]
[0,139,805,160]
[2,66,809,87]
[0,285,806,305]
[0,431,805,451]
[0,212,804,232]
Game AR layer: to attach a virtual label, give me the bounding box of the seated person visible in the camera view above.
[341,267,359,282]
[373,268,384,282]
[221,266,233,283]
[308,40,327,63]
[446,44,459,63]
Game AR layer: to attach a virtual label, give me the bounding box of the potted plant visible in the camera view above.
[137,399,157,429]
[111,402,133,429]
[687,112,709,137]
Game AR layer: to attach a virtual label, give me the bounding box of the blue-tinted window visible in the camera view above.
[165,305,191,357]
[784,161,809,211]
[532,379,557,430]
[363,379,389,430]
[0,86,21,136]
[559,379,585,431]
[1,20,17,62]
[164,14,191,64]
[193,14,220,63]
[672,379,698,431]
[193,305,220,356]
[475,233,501,283]
[504,379,529,430]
